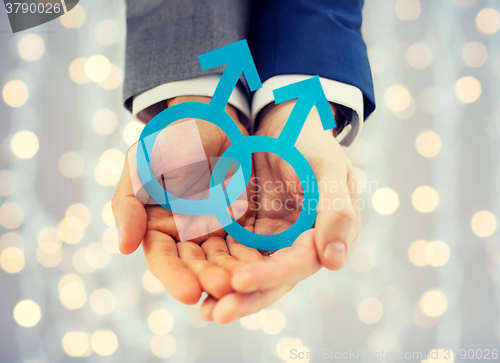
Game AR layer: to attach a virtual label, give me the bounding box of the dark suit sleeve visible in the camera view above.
[123,0,250,112]
[248,0,375,119]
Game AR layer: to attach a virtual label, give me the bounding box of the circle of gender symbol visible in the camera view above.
[136,40,336,251]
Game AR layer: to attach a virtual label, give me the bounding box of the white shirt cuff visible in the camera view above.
[132,74,251,124]
[132,74,364,146]
[251,75,364,146]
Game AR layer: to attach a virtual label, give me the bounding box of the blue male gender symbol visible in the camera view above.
[136,40,336,251]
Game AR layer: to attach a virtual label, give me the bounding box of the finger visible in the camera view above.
[211,284,293,324]
[112,144,147,254]
[143,230,202,305]
[199,295,217,322]
[226,233,266,263]
[231,229,320,293]
[178,239,233,299]
[313,162,359,271]
[201,236,246,274]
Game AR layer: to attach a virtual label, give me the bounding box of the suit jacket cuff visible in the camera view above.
[251,75,364,146]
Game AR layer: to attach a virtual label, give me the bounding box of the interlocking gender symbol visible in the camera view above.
[136,40,336,250]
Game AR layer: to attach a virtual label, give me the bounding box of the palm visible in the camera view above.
[142,117,239,244]
[114,97,262,306]
[253,152,301,236]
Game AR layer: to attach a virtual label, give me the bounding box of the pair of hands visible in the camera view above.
[112,96,361,324]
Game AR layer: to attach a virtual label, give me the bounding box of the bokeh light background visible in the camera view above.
[1,0,500,362]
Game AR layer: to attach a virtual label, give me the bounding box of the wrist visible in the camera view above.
[255,100,340,139]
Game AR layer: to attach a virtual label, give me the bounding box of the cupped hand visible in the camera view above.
[201,100,361,323]
[112,96,257,305]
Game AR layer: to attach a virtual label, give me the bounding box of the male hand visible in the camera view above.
[201,101,361,323]
[112,96,261,305]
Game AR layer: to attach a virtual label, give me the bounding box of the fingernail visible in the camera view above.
[117,227,123,249]
[324,242,346,266]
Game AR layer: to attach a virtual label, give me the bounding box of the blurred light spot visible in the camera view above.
[85,55,111,83]
[417,87,442,114]
[91,330,118,356]
[38,226,61,245]
[102,227,120,253]
[277,338,310,363]
[10,130,39,159]
[261,309,286,335]
[148,309,174,335]
[115,282,140,308]
[357,298,384,324]
[0,246,25,273]
[415,131,441,158]
[0,170,16,196]
[419,290,447,317]
[142,269,164,294]
[123,121,145,146]
[395,0,421,20]
[58,217,85,244]
[95,149,124,187]
[13,300,41,327]
[85,242,111,269]
[384,84,412,112]
[92,109,118,135]
[0,202,24,229]
[94,19,120,46]
[476,8,500,35]
[455,76,481,103]
[462,41,487,68]
[59,274,87,310]
[372,188,399,215]
[72,248,95,274]
[471,210,497,237]
[17,34,45,62]
[393,96,416,120]
[66,203,91,228]
[37,241,62,268]
[368,48,385,75]
[62,332,92,357]
[60,4,86,28]
[424,349,455,363]
[408,240,429,267]
[101,202,115,227]
[344,138,371,165]
[426,240,450,267]
[99,64,123,90]
[187,306,209,328]
[151,335,176,358]
[0,232,23,250]
[90,288,116,315]
[350,247,376,273]
[38,240,61,253]
[413,305,437,328]
[2,80,29,108]
[59,152,84,179]
[412,186,439,213]
[406,43,432,69]
[69,58,89,84]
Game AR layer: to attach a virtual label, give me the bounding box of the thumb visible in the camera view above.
[313,166,360,270]
[111,143,147,254]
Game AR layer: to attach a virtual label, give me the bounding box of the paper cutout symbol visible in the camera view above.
[136,40,336,251]
[4,0,79,33]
